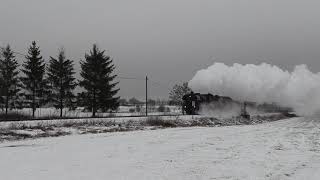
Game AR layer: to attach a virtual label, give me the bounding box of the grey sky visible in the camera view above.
[1,0,320,99]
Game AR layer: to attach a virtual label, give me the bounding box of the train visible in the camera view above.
[182,92,292,117]
[182,92,234,115]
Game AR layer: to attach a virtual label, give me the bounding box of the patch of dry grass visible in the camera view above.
[0,113,293,142]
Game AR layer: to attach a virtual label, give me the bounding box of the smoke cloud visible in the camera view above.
[189,63,320,116]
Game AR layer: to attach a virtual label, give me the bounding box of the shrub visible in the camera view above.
[0,112,32,121]
[158,105,165,112]
[135,105,141,112]
[145,116,176,127]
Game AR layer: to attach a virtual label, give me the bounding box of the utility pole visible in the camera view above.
[146,75,148,116]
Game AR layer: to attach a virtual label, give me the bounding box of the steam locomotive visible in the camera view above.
[182,92,292,116]
[182,92,234,115]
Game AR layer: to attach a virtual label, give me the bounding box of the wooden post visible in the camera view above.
[146,75,148,116]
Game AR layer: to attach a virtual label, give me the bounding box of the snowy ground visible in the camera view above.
[0,117,319,180]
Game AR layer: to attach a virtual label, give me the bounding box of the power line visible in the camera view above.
[117,76,145,80]
[1,46,169,88]
[149,80,171,89]
[116,76,170,89]
[116,73,146,80]
[116,75,170,90]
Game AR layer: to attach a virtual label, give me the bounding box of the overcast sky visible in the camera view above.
[1,0,320,99]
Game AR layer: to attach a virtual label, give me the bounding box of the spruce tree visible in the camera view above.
[21,41,46,118]
[0,45,20,116]
[79,44,119,117]
[47,49,76,117]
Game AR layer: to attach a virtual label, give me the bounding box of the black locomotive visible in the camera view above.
[182,92,293,118]
[182,92,233,115]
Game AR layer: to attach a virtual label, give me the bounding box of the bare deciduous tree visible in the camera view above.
[169,82,192,106]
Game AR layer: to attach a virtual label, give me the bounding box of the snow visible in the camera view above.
[0,117,320,179]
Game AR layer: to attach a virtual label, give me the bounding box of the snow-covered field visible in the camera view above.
[0,117,319,180]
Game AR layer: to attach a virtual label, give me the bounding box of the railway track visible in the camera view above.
[0,113,188,123]
[0,114,200,129]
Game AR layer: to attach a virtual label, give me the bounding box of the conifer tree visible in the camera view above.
[0,45,20,116]
[79,44,119,117]
[47,48,76,117]
[21,41,47,118]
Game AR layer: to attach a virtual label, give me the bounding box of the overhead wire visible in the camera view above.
[1,46,173,94]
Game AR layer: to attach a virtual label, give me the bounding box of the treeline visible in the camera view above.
[0,42,119,118]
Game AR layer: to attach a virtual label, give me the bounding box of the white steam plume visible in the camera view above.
[189,63,320,116]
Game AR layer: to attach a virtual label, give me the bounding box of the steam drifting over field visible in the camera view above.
[189,62,320,116]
